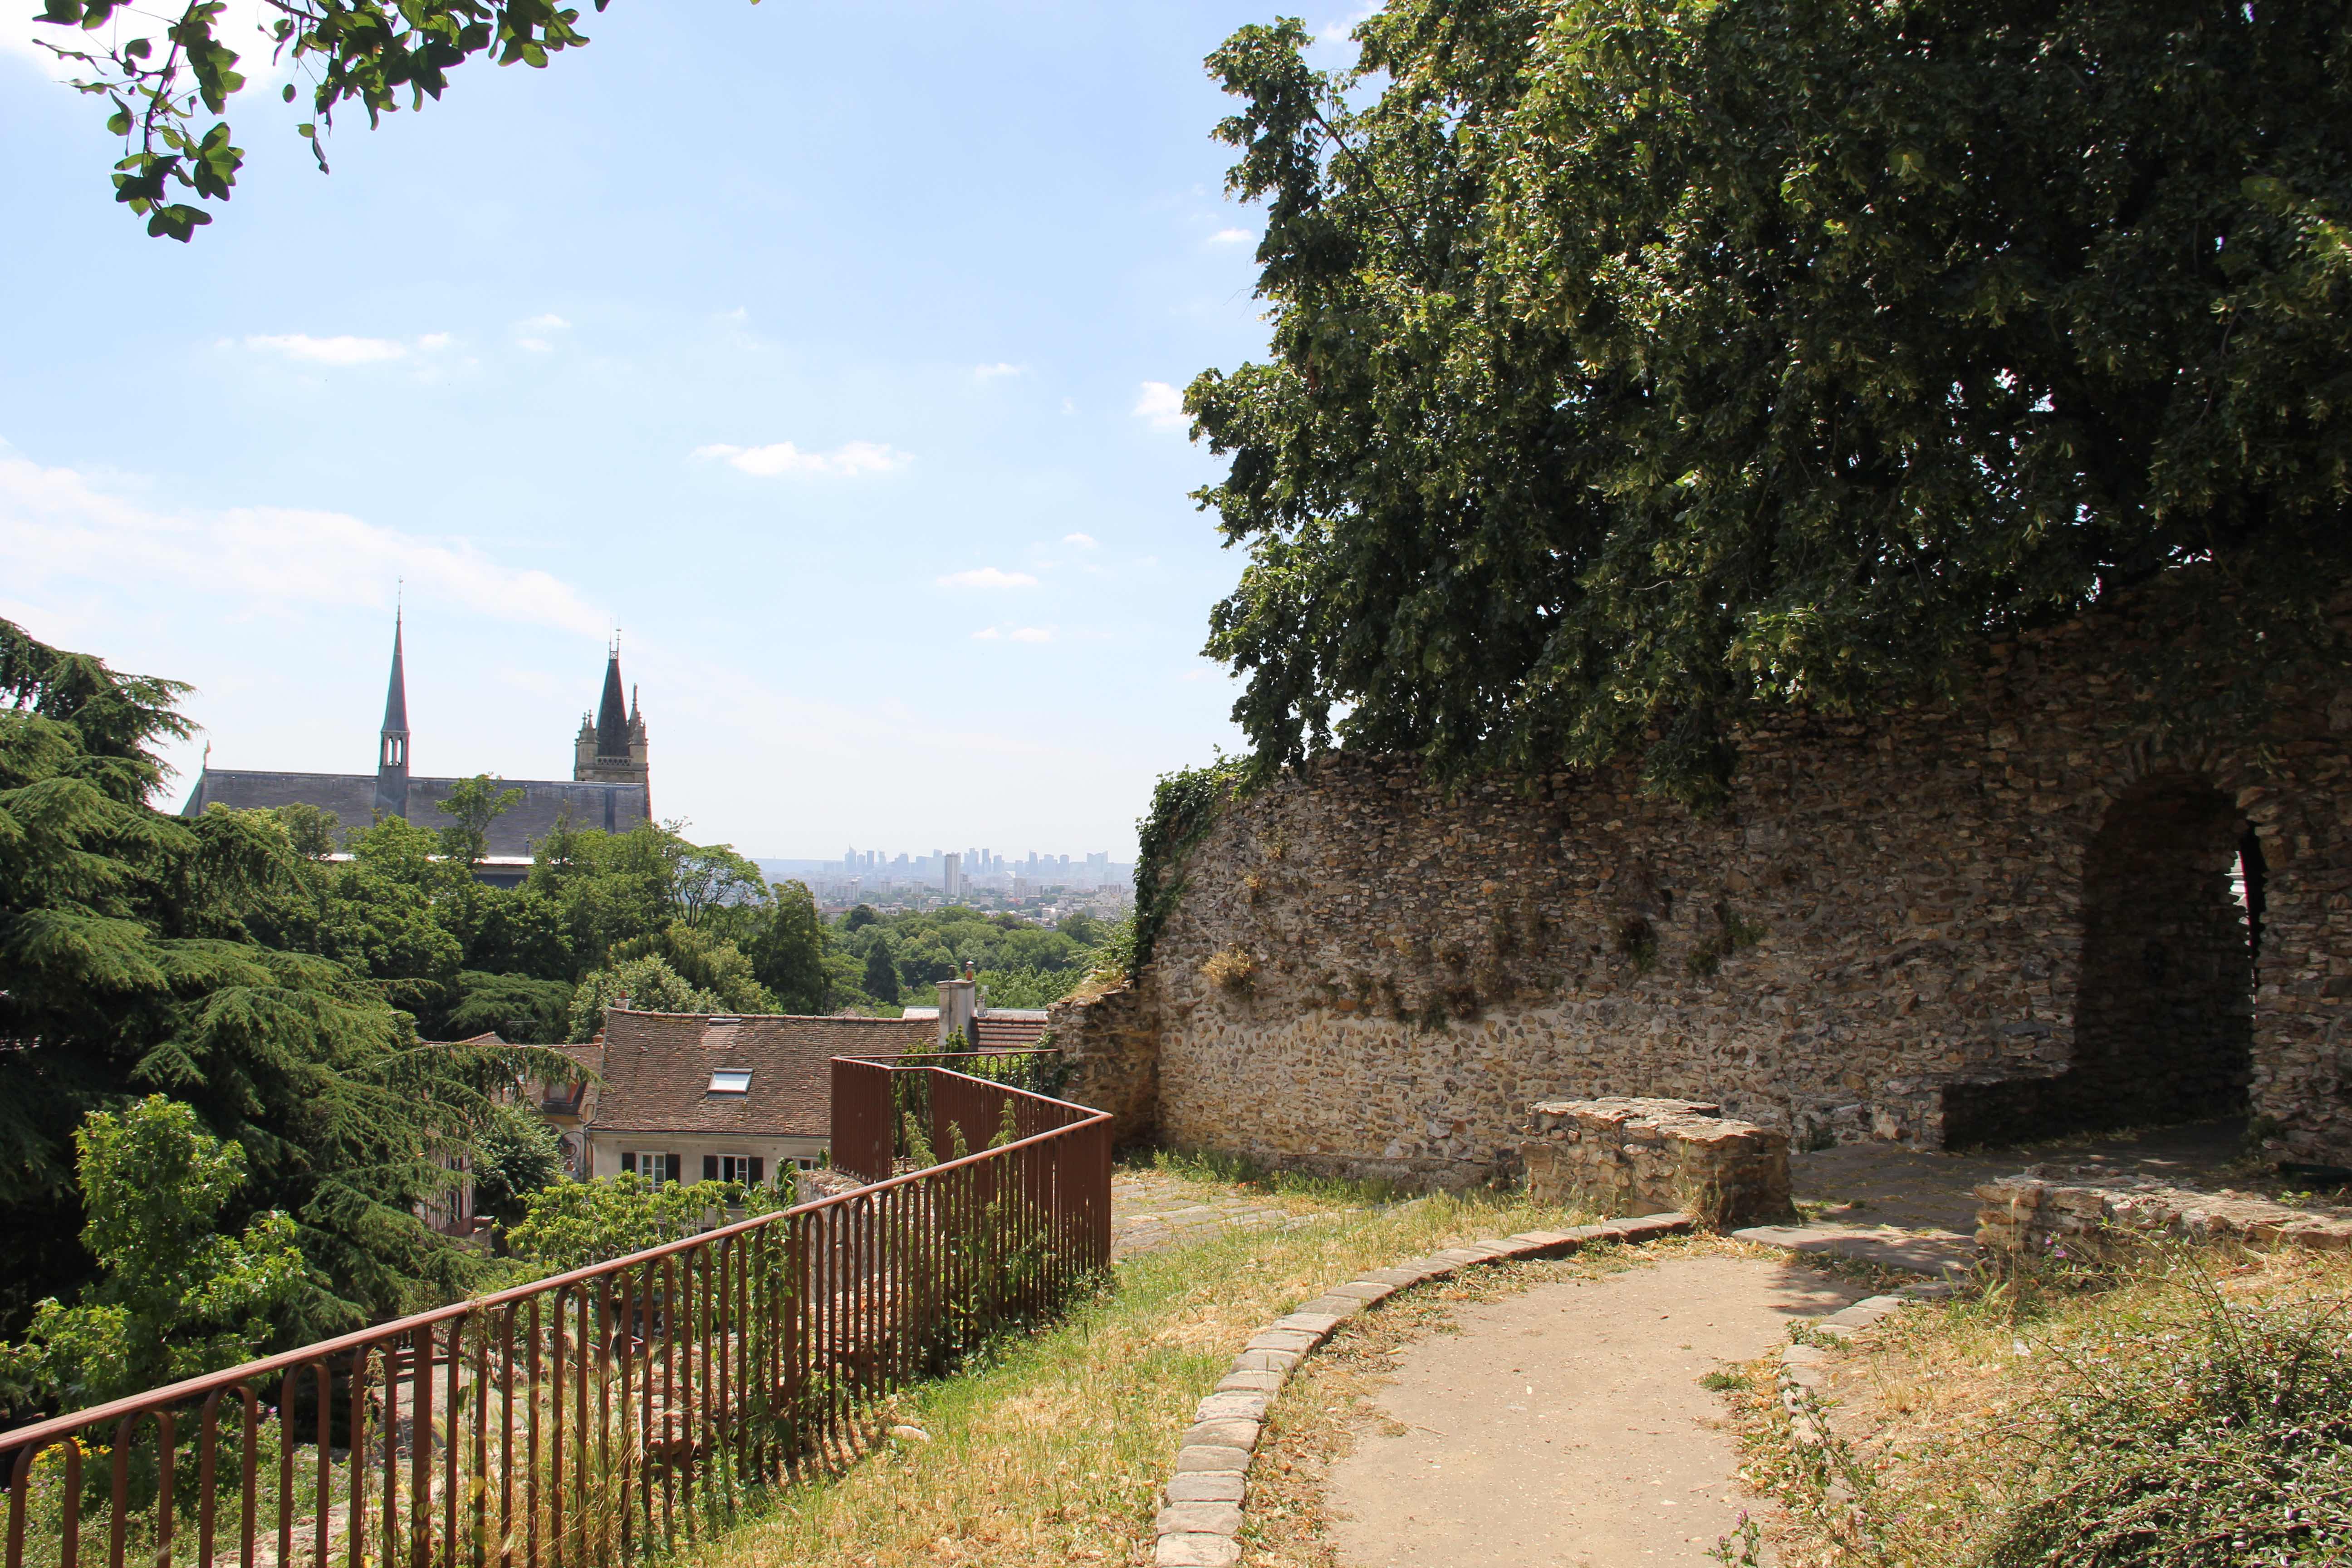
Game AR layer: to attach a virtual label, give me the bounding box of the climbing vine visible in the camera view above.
[1129,756,1247,980]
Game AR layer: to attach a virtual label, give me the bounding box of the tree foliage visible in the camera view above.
[504,1173,789,1277]
[469,1101,564,1228]
[35,0,627,240]
[0,618,573,1359]
[435,774,522,869]
[0,1097,309,1416]
[1191,0,2352,805]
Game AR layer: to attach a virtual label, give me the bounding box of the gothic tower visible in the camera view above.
[574,643,651,808]
[374,611,411,819]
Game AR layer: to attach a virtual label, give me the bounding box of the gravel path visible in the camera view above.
[1323,1254,1867,1567]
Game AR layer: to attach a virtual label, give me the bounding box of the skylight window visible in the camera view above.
[708,1069,752,1095]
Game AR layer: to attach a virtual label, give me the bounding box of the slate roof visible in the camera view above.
[589,1009,933,1138]
[180,771,651,856]
[382,616,409,733]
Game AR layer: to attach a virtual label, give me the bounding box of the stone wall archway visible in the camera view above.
[2065,771,2257,1130]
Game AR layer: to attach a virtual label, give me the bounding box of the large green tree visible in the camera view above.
[0,619,567,1356]
[1191,0,2352,804]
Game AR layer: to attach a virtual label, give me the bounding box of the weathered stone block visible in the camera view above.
[1520,1098,1794,1227]
[1156,1502,1243,1537]
[1174,1444,1250,1473]
[1164,1473,1245,1504]
[1155,1534,1241,1568]
[1977,1165,2352,1263]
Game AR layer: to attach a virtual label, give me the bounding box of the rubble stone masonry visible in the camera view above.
[1057,578,2352,1182]
[1520,1098,1795,1228]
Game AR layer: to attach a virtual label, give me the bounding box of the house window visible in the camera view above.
[622,1151,680,1185]
[708,1069,752,1095]
[704,1154,763,1186]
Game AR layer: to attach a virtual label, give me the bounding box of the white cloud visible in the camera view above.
[2,0,290,82]
[1133,381,1188,433]
[691,440,911,478]
[972,627,1001,640]
[0,450,605,636]
[515,315,569,352]
[244,333,426,366]
[938,568,1039,589]
[1063,532,1097,548]
[1206,228,1254,246]
[1009,627,1052,643]
[973,362,1025,381]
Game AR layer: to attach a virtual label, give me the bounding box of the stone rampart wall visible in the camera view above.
[1045,984,1158,1146]
[1110,585,2352,1183]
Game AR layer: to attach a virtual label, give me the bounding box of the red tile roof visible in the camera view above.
[589,1009,932,1138]
[973,1014,1050,1050]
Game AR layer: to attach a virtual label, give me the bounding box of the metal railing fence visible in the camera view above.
[1,1064,1111,1568]
[828,1051,1068,1181]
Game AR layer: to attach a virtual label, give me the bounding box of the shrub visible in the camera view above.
[1983,1263,2352,1566]
[1202,946,1256,994]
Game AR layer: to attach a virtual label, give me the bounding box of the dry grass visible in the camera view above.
[691,1184,1599,1568]
[1720,1246,2352,1568]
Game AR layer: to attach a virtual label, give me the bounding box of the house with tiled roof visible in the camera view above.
[581,1008,931,1186]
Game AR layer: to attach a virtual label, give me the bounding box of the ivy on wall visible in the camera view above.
[1129,757,1247,981]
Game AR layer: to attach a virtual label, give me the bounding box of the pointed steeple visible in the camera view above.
[382,610,410,736]
[594,640,628,759]
[375,610,411,818]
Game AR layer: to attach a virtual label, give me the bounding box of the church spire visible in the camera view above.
[382,609,410,737]
[375,609,411,818]
[594,637,628,760]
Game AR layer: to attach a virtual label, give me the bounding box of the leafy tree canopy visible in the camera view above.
[0,617,573,1361]
[435,773,522,869]
[36,0,660,240]
[505,1172,789,1277]
[469,1101,564,1229]
[824,905,1101,1012]
[1191,0,2352,807]
[0,1097,309,1415]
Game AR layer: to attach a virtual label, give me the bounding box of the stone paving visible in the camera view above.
[1111,1170,1343,1259]
[1736,1117,2260,1276]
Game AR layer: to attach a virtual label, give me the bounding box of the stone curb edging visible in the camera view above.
[1151,1212,1696,1568]
[1773,1279,1959,1446]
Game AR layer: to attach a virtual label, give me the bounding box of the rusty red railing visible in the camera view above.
[1,1063,1111,1568]
[828,1050,1066,1183]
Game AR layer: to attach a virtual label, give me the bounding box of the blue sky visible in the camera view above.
[1,2,1360,859]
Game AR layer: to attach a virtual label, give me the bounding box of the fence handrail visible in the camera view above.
[833,1048,1057,1063]
[0,1064,1107,1457]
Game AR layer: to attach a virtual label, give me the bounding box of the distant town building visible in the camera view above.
[179,614,652,886]
[574,1008,929,1182]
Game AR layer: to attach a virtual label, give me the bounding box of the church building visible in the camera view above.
[179,616,654,886]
